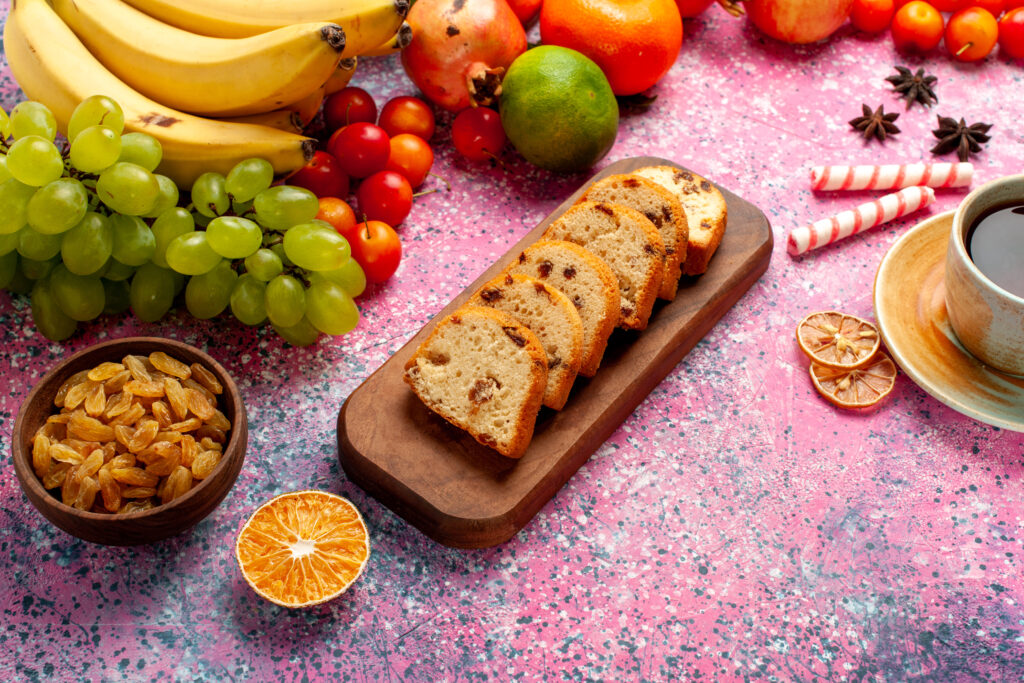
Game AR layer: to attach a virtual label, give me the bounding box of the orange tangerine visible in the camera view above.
[810,351,897,409]
[796,311,880,370]
[236,490,369,608]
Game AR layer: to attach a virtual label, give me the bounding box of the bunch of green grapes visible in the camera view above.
[0,96,365,346]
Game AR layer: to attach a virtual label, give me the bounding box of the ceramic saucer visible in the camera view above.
[874,210,1024,432]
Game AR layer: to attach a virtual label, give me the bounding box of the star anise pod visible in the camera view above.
[849,104,901,143]
[930,116,993,162]
[885,65,938,109]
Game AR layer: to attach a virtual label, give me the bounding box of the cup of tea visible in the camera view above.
[945,174,1024,376]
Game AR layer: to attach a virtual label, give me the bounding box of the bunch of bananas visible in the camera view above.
[4,0,411,186]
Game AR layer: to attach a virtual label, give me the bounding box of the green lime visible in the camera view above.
[499,45,618,174]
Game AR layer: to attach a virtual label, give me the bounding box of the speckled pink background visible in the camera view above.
[3,4,1024,680]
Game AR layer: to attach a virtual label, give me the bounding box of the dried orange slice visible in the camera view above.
[235,491,369,608]
[810,351,897,409]
[796,311,880,369]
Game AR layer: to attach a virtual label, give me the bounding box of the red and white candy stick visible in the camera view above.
[788,186,935,256]
[810,162,972,191]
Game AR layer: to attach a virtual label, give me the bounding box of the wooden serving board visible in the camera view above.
[337,156,773,548]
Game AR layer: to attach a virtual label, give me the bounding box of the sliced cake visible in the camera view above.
[542,201,664,331]
[632,165,727,275]
[468,272,584,410]
[403,306,547,458]
[579,173,688,301]
[506,240,619,377]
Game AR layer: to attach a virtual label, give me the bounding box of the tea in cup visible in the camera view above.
[945,174,1024,376]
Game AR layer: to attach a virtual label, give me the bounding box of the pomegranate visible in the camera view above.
[401,0,528,112]
[723,0,855,43]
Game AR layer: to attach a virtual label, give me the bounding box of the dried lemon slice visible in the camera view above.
[810,351,897,409]
[796,311,880,369]
[236,491,370,608]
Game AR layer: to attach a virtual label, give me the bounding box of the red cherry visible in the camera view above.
[378,96,436,140]
[349,220,402,283]
[451,108,506,162]
[357,170,413,226]
[326,122,391,179]
[385,134,434,189]
[323,87,377,131]
[286,151,349,198]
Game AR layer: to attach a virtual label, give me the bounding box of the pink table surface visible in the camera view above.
[3,5,1024,681]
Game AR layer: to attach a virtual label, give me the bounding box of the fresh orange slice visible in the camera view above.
[810,351,897,409]
[235,491,370,608]
[796,311,880,369]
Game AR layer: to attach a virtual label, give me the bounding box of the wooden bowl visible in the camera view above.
[11,337,247,545]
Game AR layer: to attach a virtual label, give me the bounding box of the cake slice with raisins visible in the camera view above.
[542,201,664,331]
[468,273,583,410]
[632,165,727,275]
[579,174,688,301]
[506,240,619,377]
[403,306,548,458]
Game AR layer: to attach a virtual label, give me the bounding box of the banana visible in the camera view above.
[359,22,413,58]
[52,0,344,118]
[218,111,305,135]
[282,87,326,129]
[4,0,314,187]
[324,58,358,96]
[120,0,409,53]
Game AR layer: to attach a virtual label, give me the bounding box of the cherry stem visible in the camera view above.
[413,188,442,198]
[955,43,973,57]
[426,172,452,192]
[485,150,505,169]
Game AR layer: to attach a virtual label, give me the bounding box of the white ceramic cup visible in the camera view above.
[945,174,1024,376]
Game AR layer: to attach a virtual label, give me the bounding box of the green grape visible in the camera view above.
[68,95,125,141]
[206,215,262,259]
[272,316,320,347]
[230,274,267,326]
[10,101,57,141]
[129,262,176,322]
[243,248,283,281]
[50,264,105,321]
[19,255,59,280]
[150,207,194,269]
[170,270,185,296]
[69,125,121,173]
[117,132,162,171]
[0,250,16,289]
[191,172,229,218]
[231,198,254,215]
[318,258,366,297]
[305,279,359,335]
[264,274,305,327]
[253,185,319,231]
[270,242,293,267]
[185,259,236,319]
[61,212,113,275]
[0,230,19,256]
[27,178,89,235]
[0,107,10,139]
[0,180,36,235]
[225,158,274,203]
[17,228,62,261]
[6,136,64,187]
[165,231,221,275]
[0,156,11,183]
[143,175,180,218]
[6,267,33,295]
[96,162,159,216]
[282,222,350,272]
[103,259,137,282]
[31,278,78,341]
[102,278,131,315]
[109,214,156,265]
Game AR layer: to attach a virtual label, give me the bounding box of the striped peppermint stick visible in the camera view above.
[810,162,973,191]
[788,186,935,256]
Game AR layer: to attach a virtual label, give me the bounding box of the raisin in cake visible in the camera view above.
[404,306,547,458]
[632,165,727,276]
[580,173,688,301]
[469,272,584,410]
[543,201,664,331]
[506,240,619,377]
